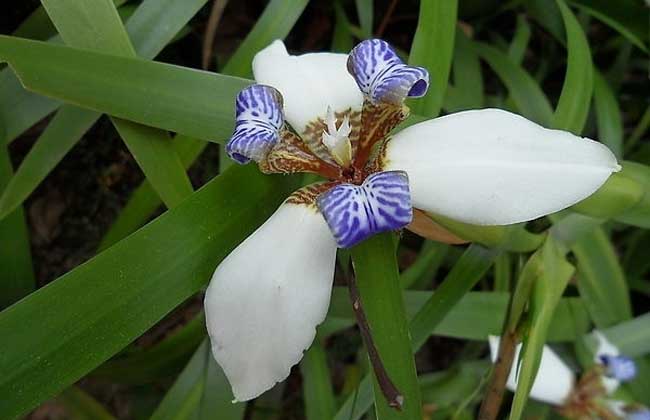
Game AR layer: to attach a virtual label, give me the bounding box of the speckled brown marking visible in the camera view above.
[259,129,339,178]
[285,182,338,207]
[301,108,362,165]
[353,100,408,170]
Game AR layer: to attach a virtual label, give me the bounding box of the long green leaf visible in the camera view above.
[0,106,97,220]
[0,0,210,218]
[409,0,458,118]
[221,0,309,77]
[57,387,117,420]
[552,0,593,133]
[327,289,590,342]
[572,227,631,328]
[474,42,553,125]
[354,0,373,38]
[509,238,575,420]
[446,27,484,111]
[567,0,648,52]
[0,36,250,142]
[593,70,623,158]
[0,142,34,308]
[0,166,295,419]
[301,342,336,420]
[41,0,194,210]
[351,233,422,419]
[334,244,499,420]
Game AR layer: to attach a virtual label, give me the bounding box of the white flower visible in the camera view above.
[206,39,620,401]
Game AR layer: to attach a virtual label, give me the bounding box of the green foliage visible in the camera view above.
[0,1,648,419]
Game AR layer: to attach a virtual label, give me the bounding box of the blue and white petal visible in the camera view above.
[205,202,337,401]
[226,84,284,164]
[627,408,650,420]
[600,355,637,381]
[317,171,412,248]
[489,336,575,406]
[383,109,621,225]
[591,330,628,393]
[253,40,363,136]
[347,39,429,104]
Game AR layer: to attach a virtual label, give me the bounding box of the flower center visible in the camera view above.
[321,106,353,168]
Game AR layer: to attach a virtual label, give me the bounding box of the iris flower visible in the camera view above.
[489,331,639,417]
[205,39,620,401]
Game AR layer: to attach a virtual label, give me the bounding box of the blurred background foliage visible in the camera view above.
[0,0,649,419]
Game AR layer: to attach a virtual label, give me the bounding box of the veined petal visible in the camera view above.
[204,202,337,401]
[347,39,429,104]
[489,336,575,405]
[253,40,363,136]
[226,84,284,164]
[383,109,621,225]
[317,171,412,248]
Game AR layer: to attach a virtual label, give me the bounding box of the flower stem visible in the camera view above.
[347,272,403,410]
[478,328,519,420]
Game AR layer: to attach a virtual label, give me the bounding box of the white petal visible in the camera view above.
[204,202,337,401]
[384,109,621,225]
[252,40,364,136]
[489,336,575,405]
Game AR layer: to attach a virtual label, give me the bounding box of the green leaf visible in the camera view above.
[570,171,643,219]
[221,0,309,77]
[41,0,194,209]
[98,136,207,251]
[0,166,296,419]
[597,313,650,358]
[351,233,422,419]
[150,339,245,420]
[593,71,623,158]
[0,141,34,308]
[57,387,117,420]
[509,238,575,420]
[474,42,553,125]
[331,1,354,53]
[334,244,500,420]
[508,14,532,65]
[355,0,373,38]
[572,228,632,327]
[446,27,484,111]
[409,0,458,118]
[0,36,250,142]
[552,0,593,133]
[301,342,336,420]
[327,289,590,342]
[567,0,648,52]
[92,313,205,384]
[0,106,97,220]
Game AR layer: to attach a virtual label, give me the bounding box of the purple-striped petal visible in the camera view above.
[600,355,637,382]
[226,84,284,164]
[317,171,412,248]
[347,39,429,104]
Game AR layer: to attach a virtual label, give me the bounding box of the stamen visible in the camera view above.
[321,106,353,167]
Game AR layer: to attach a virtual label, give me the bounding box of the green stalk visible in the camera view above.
[351,233,422,419]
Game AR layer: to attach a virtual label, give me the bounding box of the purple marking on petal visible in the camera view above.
[627,409,650,420]
[225,84,284,164]
[317,171,413,248]
[600,355,637,382]
[347,39,429,104]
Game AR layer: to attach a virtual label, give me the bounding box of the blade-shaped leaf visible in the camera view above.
[351,233,422,419]
[221,0,309,77]
[409,0,458,118]
[0,166,296,419]
[0,36,250,142]
[41,0,194,209]
[552,0,593,133]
